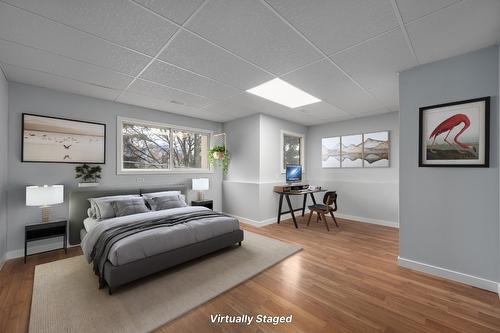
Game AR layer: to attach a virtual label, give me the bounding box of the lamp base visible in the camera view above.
[197,191,204,201]
[41,206,49,223]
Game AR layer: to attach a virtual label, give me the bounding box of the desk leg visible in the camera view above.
[302,193,307,216]
[309,192,317,205]
[285,194,298,228]
[277,194,284,224]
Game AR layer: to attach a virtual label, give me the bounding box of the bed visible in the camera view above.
[69,186,244,294]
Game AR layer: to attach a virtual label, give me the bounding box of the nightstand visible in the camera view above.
[25,220,67,263]
[191,200,213,210]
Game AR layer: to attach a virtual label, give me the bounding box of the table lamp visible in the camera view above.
[192,178,209,201]
[26,185,64,223]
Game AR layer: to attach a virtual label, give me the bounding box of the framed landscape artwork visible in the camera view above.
[22,113,106,164]
[363,131,390,167]
[341,134,363,168]
[322,131,390,168]
[419,97,489,167]
[321,136,341,168]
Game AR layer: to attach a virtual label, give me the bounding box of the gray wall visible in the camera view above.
[223,114,307,223]
[224,114,260,182]
[306,112,399,225]
[7,83,223,253]
[0,69,7,264]
[399,46,499,282]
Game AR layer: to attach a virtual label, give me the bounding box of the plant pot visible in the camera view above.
[212,151,225,160]
[78,182,100,188]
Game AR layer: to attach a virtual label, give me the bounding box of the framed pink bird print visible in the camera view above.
[419,97,490,167]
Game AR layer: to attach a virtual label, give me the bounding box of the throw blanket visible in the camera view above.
[90,210,226,279]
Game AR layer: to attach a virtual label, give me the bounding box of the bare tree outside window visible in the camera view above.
[172,130,209,169]
[283,134,301,167]
[123,123,170,169]
[120,120,211,172]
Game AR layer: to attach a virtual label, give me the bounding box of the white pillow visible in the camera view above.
[88,195,140,220]
[141,191,181,199]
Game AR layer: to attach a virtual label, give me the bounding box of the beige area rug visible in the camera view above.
[29,231,301,333]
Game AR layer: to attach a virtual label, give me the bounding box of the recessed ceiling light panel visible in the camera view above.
[246,78,321,108]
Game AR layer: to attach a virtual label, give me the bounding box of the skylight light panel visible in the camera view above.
[246,78,321,108]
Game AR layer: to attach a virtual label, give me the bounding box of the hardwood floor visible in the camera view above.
[1,216,500,332]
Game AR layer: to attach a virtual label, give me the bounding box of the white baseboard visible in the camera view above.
[335,213,399,228]
[398,256,498,292]
[226,211,398,229]
[224,213,285,227]
[0,253,6,271]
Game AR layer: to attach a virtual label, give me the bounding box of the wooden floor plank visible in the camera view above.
[1,216,499,332]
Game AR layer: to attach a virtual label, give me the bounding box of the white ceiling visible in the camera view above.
[0,0,499,125]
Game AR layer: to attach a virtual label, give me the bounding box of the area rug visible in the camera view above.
[29,231,301,333]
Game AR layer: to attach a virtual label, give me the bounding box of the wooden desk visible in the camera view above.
[273,189,325,228]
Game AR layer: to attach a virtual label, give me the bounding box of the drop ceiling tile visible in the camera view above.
[3,0,177,55]
[267,110,323,126]
[202,101,257,121]
[332,29,416,111]
[159,30,273,90]
[0,2,151,76]
[395,0,460,23]
[283,59,386,116]
[132,0,205,25]
[185,0,322,75]
[140,60,241,100]
[126,79,212,108]
[116,91,223,121]
[0,39,132,90]
[225,93,291,114]
[265,0,398,55]
[3,63,121,100]
[297,102,352,123]
[406,0,500,64]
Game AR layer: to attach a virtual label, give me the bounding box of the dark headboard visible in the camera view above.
[68,185,188,245]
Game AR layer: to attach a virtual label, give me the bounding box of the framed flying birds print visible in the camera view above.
[419,97,489,167]
[22,113,106,164]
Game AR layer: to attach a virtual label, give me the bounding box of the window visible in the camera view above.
[281,130,305,173]
[118,118,211,173]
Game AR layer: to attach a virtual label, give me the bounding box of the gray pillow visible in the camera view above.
[150,195,187,211]
[111,198,150,217]
[89,195,140,220]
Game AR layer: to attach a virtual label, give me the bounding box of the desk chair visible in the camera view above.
[307,191,338,231]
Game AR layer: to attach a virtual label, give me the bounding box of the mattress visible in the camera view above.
[81,206,240,266]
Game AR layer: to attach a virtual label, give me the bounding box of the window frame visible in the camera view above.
[117,117,213,174]
[280,130,305,173]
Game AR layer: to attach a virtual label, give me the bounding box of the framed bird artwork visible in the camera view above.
[22,113,106,164]
[419,97,490,167]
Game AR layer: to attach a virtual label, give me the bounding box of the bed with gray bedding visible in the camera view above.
[70,186,244,294]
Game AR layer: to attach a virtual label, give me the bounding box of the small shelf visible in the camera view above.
[78,182,100,188]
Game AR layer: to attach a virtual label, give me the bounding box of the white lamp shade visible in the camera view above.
[192,178,209,191]
[26,185,64,207]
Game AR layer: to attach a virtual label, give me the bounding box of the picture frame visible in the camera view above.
[22,113,106,164]
[419,97,490,167]
[363,131,390,168]
[321,131,390,169]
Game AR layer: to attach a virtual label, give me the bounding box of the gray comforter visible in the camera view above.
[81,206,240,267]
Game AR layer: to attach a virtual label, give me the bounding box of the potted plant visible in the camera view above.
[75,164,102,187]
[208,145,230,175]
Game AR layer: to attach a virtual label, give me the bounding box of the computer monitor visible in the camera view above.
[286,164,302,184]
